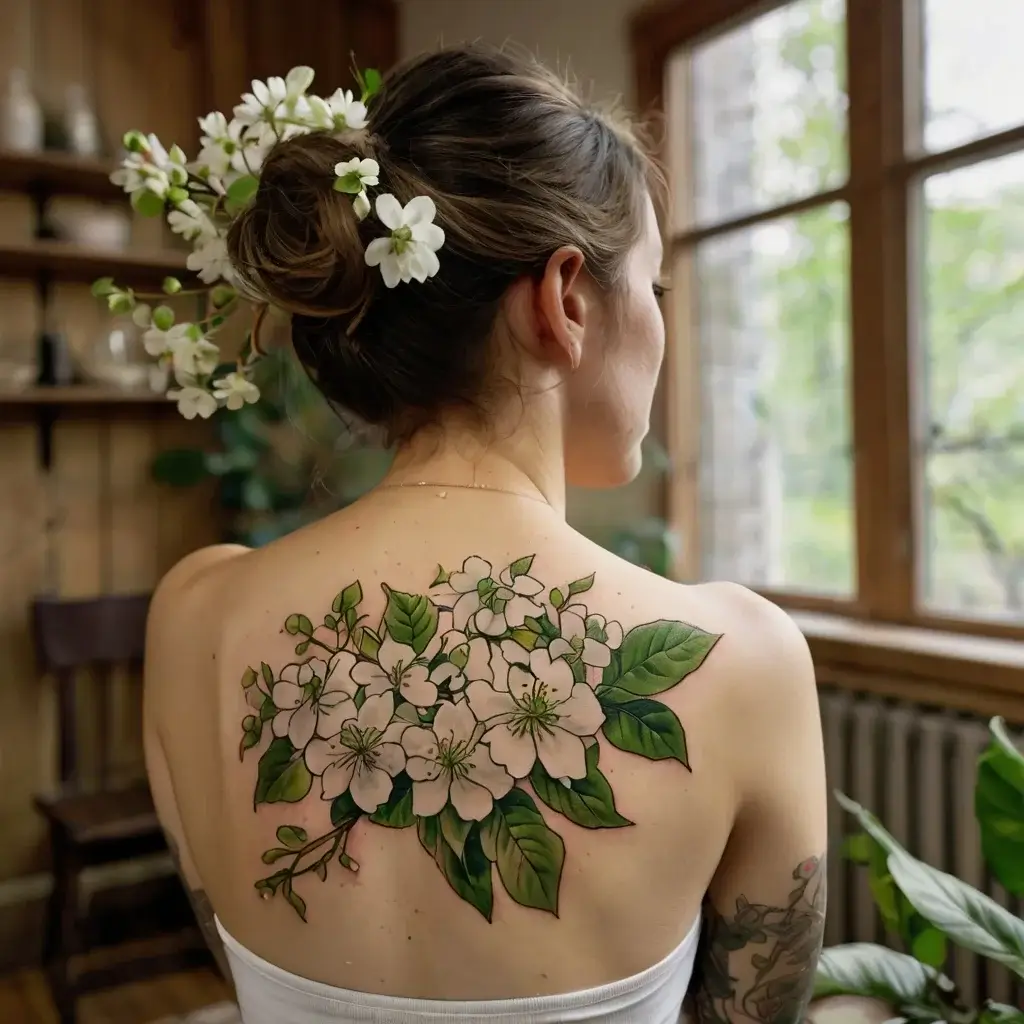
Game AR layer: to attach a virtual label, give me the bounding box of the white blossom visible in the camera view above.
[304,692,407,811]
[171,332,220,383]
[167,199,218,243]
[351,633,445,707]
[142,322,189,359]
[308,88,368,132]
[167,385,217,420]
[187,236,233,284]
[364,194,444,288]
[466,647,605,780]
[401,700,513,820]
[212,371,260,411]
[547,604,619,669]
[271,653,359,750]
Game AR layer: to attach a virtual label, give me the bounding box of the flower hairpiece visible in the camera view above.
[332,163,445,288]
[97,64,384,420]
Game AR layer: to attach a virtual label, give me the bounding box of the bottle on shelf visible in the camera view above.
[1,69,43,153]
[36,304,75,387]
[64,84,100,157]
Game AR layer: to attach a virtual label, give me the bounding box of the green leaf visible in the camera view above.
[323,613,338,630]
[284,613,314,636]
[254,739,313,805]
[480,789,563,914]
[276,825,308,848]
[131,188,165,217]
[259,694,275,722]
[330,790,360,827]
[226,173,259,204]
[285,887,307,921]
[599,620,720,698]
[842,832,872,864]
[814,943,958,1010]
[430,565,450,587]
[600,694,689,766]
[261,662,274,687]
[151,448,210,487]
[362,68,383,99]
[981,1002,1024,1023]
[508,555,535,579]
[887,845,1024,977]
[355,626,381,660]
[550,588,564,609]
[529,742,632,829]
[383,589,438,655]
[368,772,415,828]
[439,805,473,861]
[152,304,175,331]
[508,629,538,651]
[976,717,1024,897]
[241,666,258,689]
[260,847,292,864]
[417,816,493,920]
[910,926,949,966]
[90,276,115,297]
[161,275,182,294]
[340,581,363,612]
[566,572,595,597]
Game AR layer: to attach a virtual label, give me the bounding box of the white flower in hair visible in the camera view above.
[364,194,445,289]
[234,67,315,126]
[187,236,233,284]
[167,199,217,243]
[212,371,261,411]
[308,88,368,132]
[334,157,379,221]
[168,384,218,420]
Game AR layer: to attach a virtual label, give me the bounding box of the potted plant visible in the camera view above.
[813,717,1024,1023]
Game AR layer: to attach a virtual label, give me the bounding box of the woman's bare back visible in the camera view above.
[145,488,826,1017]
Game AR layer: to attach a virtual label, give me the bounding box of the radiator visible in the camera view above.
[820,687,1024,1008]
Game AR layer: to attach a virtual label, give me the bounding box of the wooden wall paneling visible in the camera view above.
[0,422,48,883]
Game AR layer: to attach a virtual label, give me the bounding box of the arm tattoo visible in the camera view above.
[692,854,826,1023]
[165,831,233,985]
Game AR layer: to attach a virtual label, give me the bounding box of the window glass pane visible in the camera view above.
[692,202,853,594]
[681,0,847,230]
[920,151,1024,622]
[923,0,1024,153]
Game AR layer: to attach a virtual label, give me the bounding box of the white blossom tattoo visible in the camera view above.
[237,555,721,921]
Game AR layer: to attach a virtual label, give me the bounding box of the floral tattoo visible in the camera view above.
[691,856,827,1023]
[237,555,721,921]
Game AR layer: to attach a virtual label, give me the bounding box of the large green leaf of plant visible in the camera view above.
[815,943,969,1022]
[838,792,1024,977]
[976,717,1024,897]
[886,849,1024,979]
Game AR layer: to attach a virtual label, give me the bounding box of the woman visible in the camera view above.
[144,43,827,1024]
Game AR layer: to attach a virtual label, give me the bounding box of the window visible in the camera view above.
[636,0,1024,636]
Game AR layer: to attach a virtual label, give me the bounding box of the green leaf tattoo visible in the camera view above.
[239,555,721,920]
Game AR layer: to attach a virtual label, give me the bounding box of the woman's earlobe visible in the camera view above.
[539,246,587,368]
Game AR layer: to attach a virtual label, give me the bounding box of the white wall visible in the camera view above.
[396,0,664,539]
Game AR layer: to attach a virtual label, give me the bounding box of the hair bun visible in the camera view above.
[227,132,376,324]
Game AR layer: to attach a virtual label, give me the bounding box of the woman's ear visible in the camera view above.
[536,246,587,371]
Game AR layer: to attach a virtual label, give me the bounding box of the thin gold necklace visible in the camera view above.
[377,480,551,507]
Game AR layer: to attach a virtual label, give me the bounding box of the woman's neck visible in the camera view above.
[384,411,567,517]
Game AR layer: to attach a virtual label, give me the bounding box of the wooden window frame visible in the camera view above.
[633,0,1024,644]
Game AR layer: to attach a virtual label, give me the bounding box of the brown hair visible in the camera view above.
[228,43,662,444]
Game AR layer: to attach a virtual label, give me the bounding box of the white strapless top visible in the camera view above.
[216,914,701,1023]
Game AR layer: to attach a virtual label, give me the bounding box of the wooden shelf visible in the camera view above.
[0,385,172,407]
[0,241,189,285]
[0,149,121,201]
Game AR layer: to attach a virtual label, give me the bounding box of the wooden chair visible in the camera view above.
[33,594,208,1024]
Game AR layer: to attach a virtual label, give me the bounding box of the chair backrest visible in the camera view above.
[33,594,151,789]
